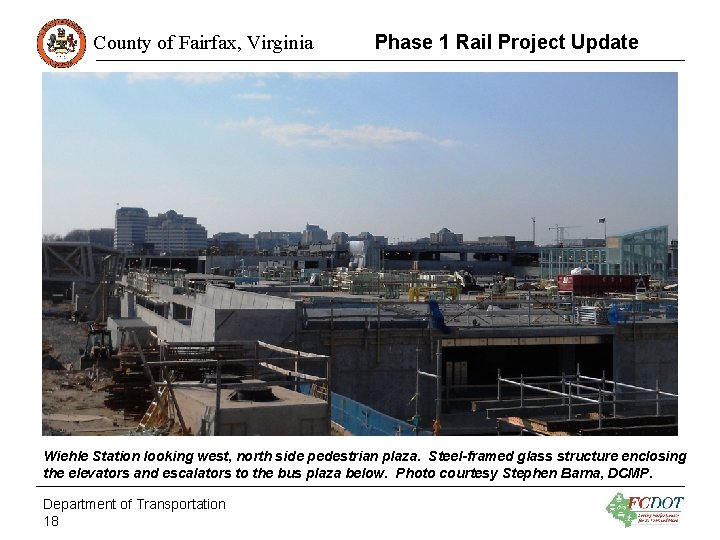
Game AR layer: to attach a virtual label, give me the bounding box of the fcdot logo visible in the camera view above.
[606,492,684,527]
[37,19,86,68]
[629,496,684,511]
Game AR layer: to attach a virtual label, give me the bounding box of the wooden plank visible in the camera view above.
[581,424,678,436]
[257,341,328,359]
[484,402,599,419]
[258,362,327,382]
[546,415,676,432]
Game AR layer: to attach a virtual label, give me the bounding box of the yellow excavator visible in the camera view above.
[79,323,115,370]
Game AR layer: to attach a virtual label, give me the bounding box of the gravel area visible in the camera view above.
[42,302,137,435]
[42,315,86,370]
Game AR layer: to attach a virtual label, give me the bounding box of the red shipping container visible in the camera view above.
[557,274,649,296]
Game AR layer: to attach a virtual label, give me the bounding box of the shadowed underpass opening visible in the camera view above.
[441,343,613,412]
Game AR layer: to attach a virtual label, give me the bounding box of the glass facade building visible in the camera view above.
[114,207,149,253]
[540,226,669,280]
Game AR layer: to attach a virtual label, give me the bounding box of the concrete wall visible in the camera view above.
[121,291,136,318]
[298,328,436,423]
[187,305,215,341]
[199,285,299,310]
[174,296,298,344]
[613,322,678,393]
[613,322,678,413]
[107,317,157,349]
[294,322,678,430]
[214,309,298,344]
[134,304,193,342]
[123,287,301,345]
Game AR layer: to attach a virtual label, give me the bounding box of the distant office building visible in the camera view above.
[331,232,349,245]
[302,223,328,245]
[255,231,302,252]
[477,235,516,247]
[145,210,208,254]
[430,228,463,244]
[114,207,149,253]
[211,232,256,253]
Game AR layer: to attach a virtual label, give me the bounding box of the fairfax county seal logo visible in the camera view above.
[37,19,86,68]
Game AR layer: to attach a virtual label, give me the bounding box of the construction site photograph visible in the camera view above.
[42,73,677,436]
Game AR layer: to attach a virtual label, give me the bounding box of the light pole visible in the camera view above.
[599,218,607,275]
[531,217,536,245]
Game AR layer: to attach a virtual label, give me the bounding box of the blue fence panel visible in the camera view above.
[298,383,429,435]
[330,393,430,436]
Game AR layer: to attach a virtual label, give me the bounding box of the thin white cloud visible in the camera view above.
[290,73,352,80]
[219,117,458,148]
[235,93,272,101]
[125,73,279,84]
[47,72,110,79]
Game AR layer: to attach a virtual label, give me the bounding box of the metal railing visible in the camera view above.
[474,366,678,429]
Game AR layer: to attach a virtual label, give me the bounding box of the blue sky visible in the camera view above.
[43,72,677,244]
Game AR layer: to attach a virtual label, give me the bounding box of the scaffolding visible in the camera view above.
[125,336,330,435]
[472,366,678,435]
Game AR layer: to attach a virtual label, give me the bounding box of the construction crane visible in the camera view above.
[548,224,581,245]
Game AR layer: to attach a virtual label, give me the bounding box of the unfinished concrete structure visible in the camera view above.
[173,383,329,436]
[119,269,678,435]
[115,338,331,436]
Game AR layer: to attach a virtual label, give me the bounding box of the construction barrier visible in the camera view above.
[299,384,429,436]
[330,393,431,436]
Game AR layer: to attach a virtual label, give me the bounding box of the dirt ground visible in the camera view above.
[42,305,138,436]
[41,301,345,436]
